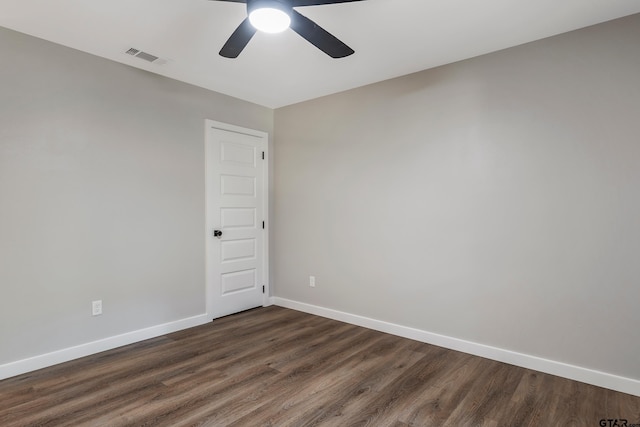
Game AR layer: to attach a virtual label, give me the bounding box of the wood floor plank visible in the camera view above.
[223,331,402,427]
[1,306,639,426]
[323,345,471,427]
[398,353,482,426]
[187,328,384,426]
[497,369,553,427]
[274,340,428,427]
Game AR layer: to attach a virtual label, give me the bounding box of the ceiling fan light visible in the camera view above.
[249,8,291,33]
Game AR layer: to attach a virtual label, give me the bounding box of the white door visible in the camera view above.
[205,120,268,319]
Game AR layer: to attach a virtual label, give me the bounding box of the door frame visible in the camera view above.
[204,119,270,321]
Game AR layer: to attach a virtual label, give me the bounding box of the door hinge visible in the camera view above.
[262,285,265,294]
[262,221,265,229]
[262,151,265,160]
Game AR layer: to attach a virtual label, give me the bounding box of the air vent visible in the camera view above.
[135,51,159,62]
[124,47,165,65]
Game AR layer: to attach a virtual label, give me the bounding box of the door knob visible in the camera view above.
[213,229,223,239]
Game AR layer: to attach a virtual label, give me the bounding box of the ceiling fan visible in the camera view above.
[211,0,364,59]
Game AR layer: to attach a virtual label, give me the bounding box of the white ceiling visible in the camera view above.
[1,0,639,108]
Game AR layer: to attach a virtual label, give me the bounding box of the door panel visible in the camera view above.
[221,269,257,294]
[205,121,267,319]
[221,208,256,229]
[221,175,256,196]
[221,239,257,263]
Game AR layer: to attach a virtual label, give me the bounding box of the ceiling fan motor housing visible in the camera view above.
[247,0,294,16]
[217,0,358,59]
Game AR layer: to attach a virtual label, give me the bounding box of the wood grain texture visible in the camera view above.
[1,306,639,426]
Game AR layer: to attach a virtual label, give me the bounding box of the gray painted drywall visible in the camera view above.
[274,14,640,380]
[0,26,273,364]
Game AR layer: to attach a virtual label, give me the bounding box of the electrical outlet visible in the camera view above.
[92,300,102,316]
[309,276,316,287]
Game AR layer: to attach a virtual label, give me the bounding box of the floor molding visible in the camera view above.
[272,297,640,397]
[0,314,210,381]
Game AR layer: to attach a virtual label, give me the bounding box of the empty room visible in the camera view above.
[1,0,640,425]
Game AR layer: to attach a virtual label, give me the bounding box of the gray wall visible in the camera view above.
[0,27,273,364]
[274,14,640,380]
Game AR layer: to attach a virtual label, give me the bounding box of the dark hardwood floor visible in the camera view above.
[1,306,639,426]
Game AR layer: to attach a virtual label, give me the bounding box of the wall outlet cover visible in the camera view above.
[92,300,102,316]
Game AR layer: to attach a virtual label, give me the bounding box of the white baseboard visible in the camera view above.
[272,297,640,397]
[0,314,210,381]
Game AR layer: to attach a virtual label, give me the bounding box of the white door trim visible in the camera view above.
[204,120,269,320]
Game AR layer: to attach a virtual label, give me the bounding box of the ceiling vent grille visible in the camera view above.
[124,47,165,64]
[135,51,159,62]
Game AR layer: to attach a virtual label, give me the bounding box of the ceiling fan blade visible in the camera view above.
[209,0,246,3]
[290,10,354,58]
[219,18,257,58]
[293,0,364,6]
